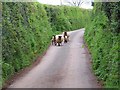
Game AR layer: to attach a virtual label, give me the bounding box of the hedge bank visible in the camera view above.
[84,2,119,88]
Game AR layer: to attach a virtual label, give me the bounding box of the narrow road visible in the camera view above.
[9,29,101,88]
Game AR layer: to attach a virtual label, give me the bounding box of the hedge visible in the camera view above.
[84,2,119,88]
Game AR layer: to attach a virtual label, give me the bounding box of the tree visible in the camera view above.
[64,0,84,6]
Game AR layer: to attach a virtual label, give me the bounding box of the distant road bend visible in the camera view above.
[9,28,101,88]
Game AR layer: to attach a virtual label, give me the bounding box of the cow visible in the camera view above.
[56,35,63,46]
[51,35,57,46]
[63,31,69,43]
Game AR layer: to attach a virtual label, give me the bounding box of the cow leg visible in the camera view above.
[58,43,60,46]
[55,42,57,46]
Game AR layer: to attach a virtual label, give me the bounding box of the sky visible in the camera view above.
[37,0,93,9]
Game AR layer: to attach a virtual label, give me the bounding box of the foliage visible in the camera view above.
[2,2,53,84]
[84,2,119,88]
[44,5,88,31]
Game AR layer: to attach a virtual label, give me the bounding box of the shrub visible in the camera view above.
[84,2,119,88]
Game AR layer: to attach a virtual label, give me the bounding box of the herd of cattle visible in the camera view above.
[51,32,70,46]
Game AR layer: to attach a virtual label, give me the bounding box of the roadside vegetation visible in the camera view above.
[2,2,52,86]
[84,2,119,88]
[2,2,89,86]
